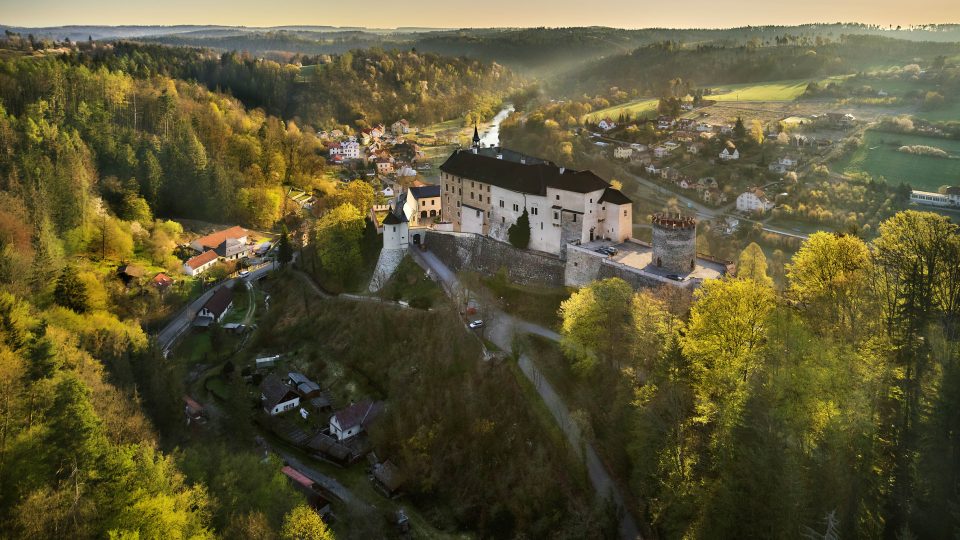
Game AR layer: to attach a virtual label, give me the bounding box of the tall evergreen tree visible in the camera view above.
[508,209,531,249]
[53,266,89,313]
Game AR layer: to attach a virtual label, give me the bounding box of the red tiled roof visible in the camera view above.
[282,466,315,489]
[152,273,174,287]
[193,226,248,251]
[186,250,218,270]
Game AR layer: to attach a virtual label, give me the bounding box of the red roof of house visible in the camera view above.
[282,466,315,489]
[183,396,204,413]
[193,226,248,251]
[152,273,174,287]
[186,250,218,270]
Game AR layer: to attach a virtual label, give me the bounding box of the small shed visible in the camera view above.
[372,460,404,498]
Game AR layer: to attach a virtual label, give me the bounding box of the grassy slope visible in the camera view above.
[833,130,960,191]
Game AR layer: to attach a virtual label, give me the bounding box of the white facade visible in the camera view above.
[737,191,775,213]
[911,190,960,207]
[404,190,441,226]
[598,119,616,131]
[183,252,218,276]
[614,147,633,159]
[267,395,300,416]
[330,141,361,160]
[719,147,740,160]
[383,221,409,250]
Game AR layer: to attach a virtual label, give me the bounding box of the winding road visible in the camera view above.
[156,262,276,354]
[410,248,643,540]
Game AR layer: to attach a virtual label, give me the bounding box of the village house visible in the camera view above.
[403,184,441,225]
[117,264,145,286]
[330,400,383,441]
[152,272,174,291]
[375,159,395,175]
[645,163,660,175]
[696,122,713,132]
[329,140,361,160]
[260,374,300,416]
[372,460,404,498]
[183,250,219,276]
[687,142,703,154]
[439,146,633,255]
[597,118,616,131]
[719,142,740,161]
[653,146,670,159]
[184,396,206,425]
[288,372,331,411]
[197,286,234,324]
[190,226,249,254]
[630,143,647,151]
[657,116,675,130]
[391,119,411,135]
[737,189,775,214]
[614,146,633,159]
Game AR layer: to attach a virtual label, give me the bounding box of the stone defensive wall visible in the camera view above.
[424,230,566,287]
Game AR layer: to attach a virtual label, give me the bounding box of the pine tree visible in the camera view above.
[734,117,747,138]
[53,266,89,313]
[278,224,293,267]
[508,209,531,249]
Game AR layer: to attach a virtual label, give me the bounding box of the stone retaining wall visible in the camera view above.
[425,231,565,287]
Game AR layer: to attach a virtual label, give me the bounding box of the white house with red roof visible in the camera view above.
[183,250,219,276]
[597,118,616,131]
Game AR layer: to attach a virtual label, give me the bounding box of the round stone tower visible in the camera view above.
[651,213,697,274]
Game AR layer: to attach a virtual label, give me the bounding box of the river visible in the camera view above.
[477,105,515,147]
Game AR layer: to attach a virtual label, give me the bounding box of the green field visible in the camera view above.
[914,101,960,122]
[585,98,658,122]
[833,130,960,191]
[705,76,847,102]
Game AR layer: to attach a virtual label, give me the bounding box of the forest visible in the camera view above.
[71,42,520,128]
[1,22,960,540]
[554,215,960,538]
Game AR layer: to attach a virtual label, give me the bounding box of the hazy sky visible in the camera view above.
[1,0,958,29]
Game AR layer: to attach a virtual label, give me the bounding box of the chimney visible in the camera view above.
[559,167,565,174]
[520,158,526,164]
[471,147,477,154]
[497,153,503,160]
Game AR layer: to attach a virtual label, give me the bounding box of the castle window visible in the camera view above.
[502,217,505,223]
[590,198,593,203]
[470,192,474,199]
[471,181,475,188]
[540,223,543,230]
[573,214,577,222]
[624,210,628,216]
[531,207,538,216]
[499,200,504,208]
[554,212,559,219]
[513,204,519,212]
[556,194,560,200]
[456,201,460,207]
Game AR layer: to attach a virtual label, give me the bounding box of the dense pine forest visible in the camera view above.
[73,42,520,128]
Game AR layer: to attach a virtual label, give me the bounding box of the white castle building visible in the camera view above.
[438,146,632,256]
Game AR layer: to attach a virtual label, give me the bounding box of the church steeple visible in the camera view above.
[472,125,481,148]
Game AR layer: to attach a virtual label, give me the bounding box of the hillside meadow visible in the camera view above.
[833,130,960,191]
